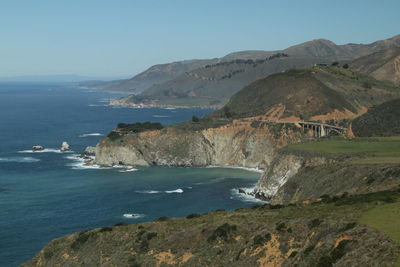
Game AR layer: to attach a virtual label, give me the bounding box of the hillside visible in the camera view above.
[210,66,400,120]
[21,190,400,267]
[114,55,326,108]
[352,98,400,137]
[92,34,400,100]
[81,59,220,93]
[350,47,400,85]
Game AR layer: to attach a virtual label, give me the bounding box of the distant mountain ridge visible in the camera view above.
[350,47,400,85]
[96,34,400,107]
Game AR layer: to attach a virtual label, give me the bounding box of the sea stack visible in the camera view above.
[60,141,70,152]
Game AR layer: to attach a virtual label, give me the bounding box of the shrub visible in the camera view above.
[308,218,322,229]
[156,216,169,222]
[107,131,122,141]
[114,222,128,227]
[276,222,286,232]
[191,115,200,122]
[146,232,157,240]
[186,213,201,219]
[99,226,113,233]
[117,122,163,133]
[304,245,315,256]
[340,222,357,232]
[71,231,95,250]
[342,63,349,69]
[253,233,271,246]
[208,223,237,242]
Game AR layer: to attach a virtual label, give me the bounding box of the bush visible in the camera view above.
[342,63,349,69]
[99,226,113,233]
[146,232,157,240]
[156,216,169,222]
[114,222,128,227]
[192,115,200,122]
[276,222,286,232]
[253,233,271,246]
[107,131,122,141]
[117,122,163,133]
[208,223,237,242]
[186,213,201,219]
[308,218,322,229]
[304,245,315,256]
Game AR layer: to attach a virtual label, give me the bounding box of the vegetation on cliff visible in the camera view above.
[22,190,400,266]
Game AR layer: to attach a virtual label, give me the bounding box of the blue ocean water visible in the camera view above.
[0,83,262,266]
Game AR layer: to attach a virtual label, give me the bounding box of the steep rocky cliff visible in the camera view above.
[254,142,400,205]
[95,120,304,169]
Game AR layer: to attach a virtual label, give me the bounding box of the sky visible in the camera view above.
[1,0,399,78]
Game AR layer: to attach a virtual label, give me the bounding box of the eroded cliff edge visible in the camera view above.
[94,119,305,169]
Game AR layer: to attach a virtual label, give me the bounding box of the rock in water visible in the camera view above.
[60,142,70,152]
[82,146,96,157]
[32,145,44,152]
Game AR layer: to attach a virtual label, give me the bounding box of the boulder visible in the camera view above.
[32,145,44,152]
[60,142,70,152]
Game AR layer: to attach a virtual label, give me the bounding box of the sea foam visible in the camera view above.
[123,213,145,219]
[78,133,104,137]
[0,157,40,163]
[18,148,71,154]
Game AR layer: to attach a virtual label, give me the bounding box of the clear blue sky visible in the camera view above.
[1,0,399,77]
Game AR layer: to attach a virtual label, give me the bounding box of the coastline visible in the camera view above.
[109,99,222,110]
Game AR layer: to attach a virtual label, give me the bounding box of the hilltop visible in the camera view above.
[210,66,399,121]
[88,35,400,103]
[350,47,400,85]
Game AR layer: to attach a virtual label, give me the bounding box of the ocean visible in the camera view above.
[0,83,262,266]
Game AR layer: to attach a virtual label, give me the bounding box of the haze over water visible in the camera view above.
[0,83,261,267]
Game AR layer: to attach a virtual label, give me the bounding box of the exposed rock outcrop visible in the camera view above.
[32,145,44,152]
[94,120,304,169]
[82,146,96,157]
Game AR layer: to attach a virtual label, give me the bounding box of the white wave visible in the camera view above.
[205,165,264,173]
[78,133,103,137]
[0,156,40,163]
[163,108,176,110]
[135,190,161,194]
[88,104,107,107]
[165,189,184,194]
[65,154,110,170]
[230,186,266,203]
[18,148,72,154]
[119,168,138,173]
[152,115,170,118]
[123,213,145,219]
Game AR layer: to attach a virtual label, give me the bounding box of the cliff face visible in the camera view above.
[95,120,304,169]
[255,150,400,205]
[253,153,334,201]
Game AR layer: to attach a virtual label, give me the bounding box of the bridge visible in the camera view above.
[254,120,348,138]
